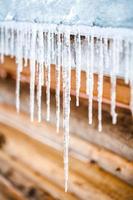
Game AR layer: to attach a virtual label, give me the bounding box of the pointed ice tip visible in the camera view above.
[16,109,20,113]
[112,113,117,124]
[46,117,50,122]
[76,99,79,107]
[98,124,102,132]
[89,119,92,125]
[56,127,59,133]
[65,180,68,192]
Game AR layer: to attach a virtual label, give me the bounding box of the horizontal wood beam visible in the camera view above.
[0,152,76,200]
[0,56,130,109]
[0,103,132,186]
[0,123,133,200]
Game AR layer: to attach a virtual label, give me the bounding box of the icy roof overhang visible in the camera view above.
[0,0,133,192]
[0,0,133,28]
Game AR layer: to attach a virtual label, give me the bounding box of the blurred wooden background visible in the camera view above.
[0,57,132,199]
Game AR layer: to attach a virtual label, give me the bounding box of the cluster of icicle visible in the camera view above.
[0,21,133,192]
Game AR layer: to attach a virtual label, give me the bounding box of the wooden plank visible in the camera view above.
[0,56,130,109]
[0,77,132,161]
[0,152,75,200]
[0,124,133,200]
[0,175,28,200]
[0,105,133,187]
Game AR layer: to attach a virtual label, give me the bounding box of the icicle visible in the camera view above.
[130,85,133,116]
[37,63,43,122]
[76,31,81,106]
[29,26,36,122]
[104,37,109,69]
[5,25,9,56]
[46,29,51,121]
[56,30,61,132]
[86,36,90,95]
[115,39,120,74]
[88,35,94,125]
[62,31,71,192]
[37,28,44,122]
[130,42,133,116]
[23,25,28,67]
[0,26,4,63]
[10,25,14,58]
[110,39,117,124]
[51,31,54,62]
[16,27,23,113]
[16,61,21,113]
[98,37,104,132]
[124,40,130,84]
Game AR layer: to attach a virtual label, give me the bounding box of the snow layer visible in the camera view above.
[0,0,133,28]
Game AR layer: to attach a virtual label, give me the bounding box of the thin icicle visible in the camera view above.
[76,31,81,106]
[110,39,117,124]
[98,37,104,132]
[130,85,133,116]
[124,40,130,84]
[51,31,54,62]
[10,25,14,58]
[37,63,43,122]
[115,39,120,74]
[0,26,4,63]
[88,35,94,125]
[5,25,9,56]
[16,61,21,113]
[23,25,28,67]
[46,30,51,121]
[104,37,109,69]
[62,31,71,192]
[30,26,36,122]
[86,36,90,95]
[56,30,61,132]
[37,29,44,122]
[130,43,133,116]
[16,27,23,113]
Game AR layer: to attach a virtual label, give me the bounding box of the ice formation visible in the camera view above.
[0,21,133,191]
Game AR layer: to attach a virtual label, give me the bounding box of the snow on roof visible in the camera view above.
[0,0,133,28]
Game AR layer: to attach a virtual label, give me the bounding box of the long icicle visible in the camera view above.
[16,60,21,113]
[30,26,36,122]
[98,37,103,132]
[37,28,44,122]
[88,35,94,125]
[16,27,23,113]
[124,40,130,84]
[130,42,133,115]
[110,38,117,124]
[23,24,28,67]
[46,29,51,121]
[62,31,71,192]
[56,29,61,132]
[10,25,14,58]
[0,26,4,63]
[76,31,81,106]
[5,25,9,56]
